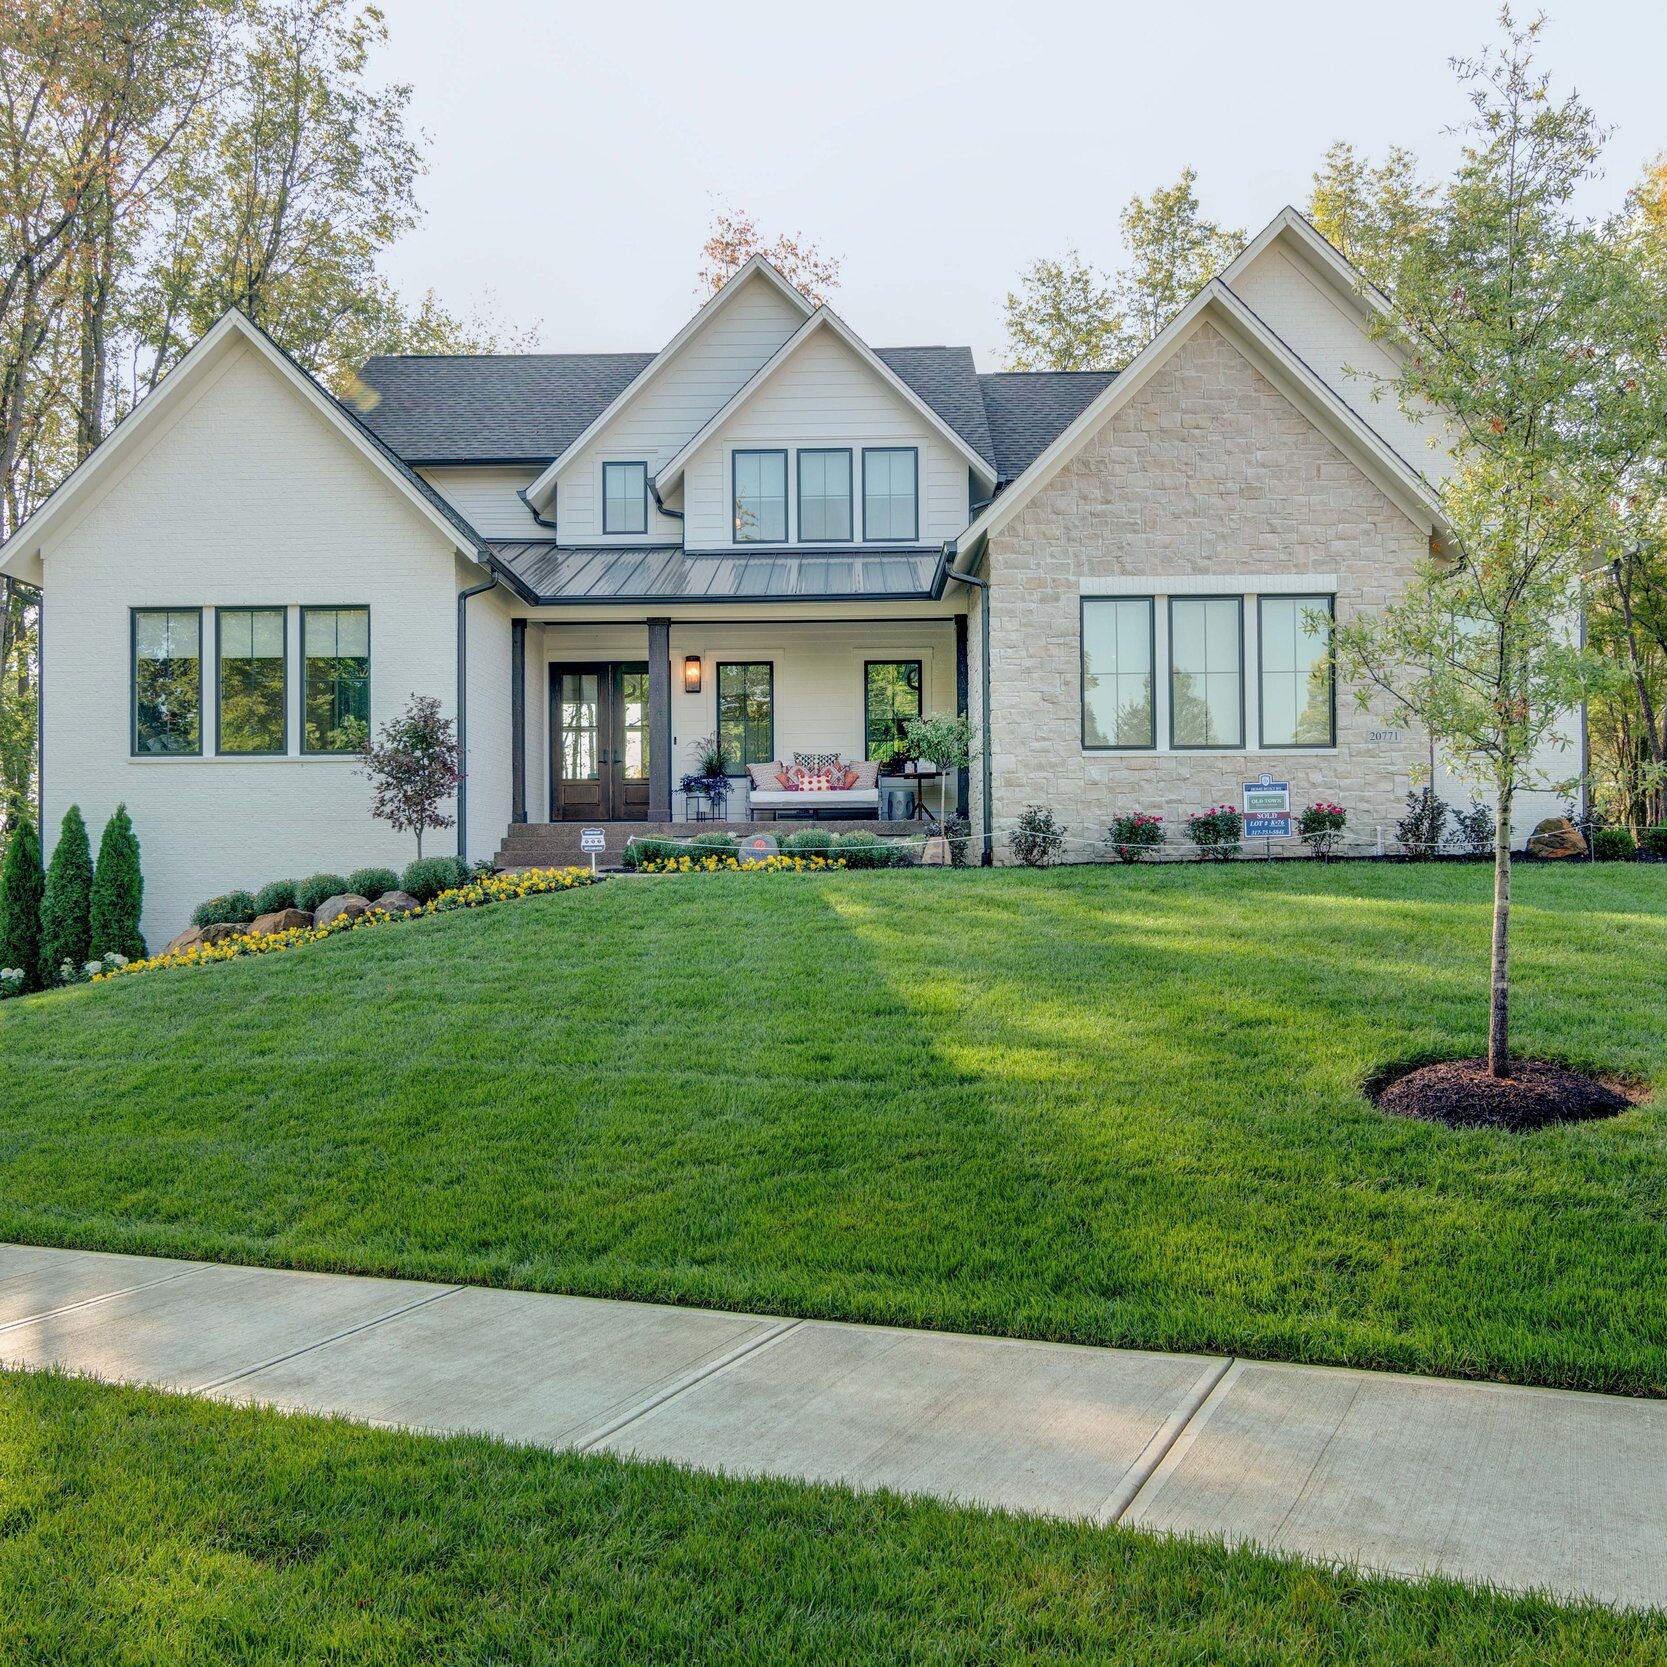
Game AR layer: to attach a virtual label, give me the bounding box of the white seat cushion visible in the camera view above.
[746,788,880,810]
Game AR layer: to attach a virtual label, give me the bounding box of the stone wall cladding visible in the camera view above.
[985,322,1427,862]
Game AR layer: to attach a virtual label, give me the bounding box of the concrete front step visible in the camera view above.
[495,819,925,870]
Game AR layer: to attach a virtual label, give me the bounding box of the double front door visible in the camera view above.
[551,663,651,820]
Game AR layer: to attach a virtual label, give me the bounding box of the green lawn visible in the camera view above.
[2,863,1664,1393]
[3,1368,1663,1665]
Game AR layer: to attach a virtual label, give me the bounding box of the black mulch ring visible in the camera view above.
[1370,1057,1641,1131]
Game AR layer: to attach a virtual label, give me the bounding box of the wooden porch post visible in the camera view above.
[510,618,527,823]
[647,616,671,820]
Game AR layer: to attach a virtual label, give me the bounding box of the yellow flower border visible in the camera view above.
[91,867,603,985]
[635,854,846,874]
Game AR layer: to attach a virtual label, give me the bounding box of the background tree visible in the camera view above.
[88,802,144,960]
[0,809,43,988]
[358,693,459,860]
[1001,250,1123,371]
[1307,141,1437,290]
[696,203,841,305]
[1334,12,1667,1078]
[40,801,91,975]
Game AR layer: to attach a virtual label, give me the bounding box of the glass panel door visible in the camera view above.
[553,666,606,820]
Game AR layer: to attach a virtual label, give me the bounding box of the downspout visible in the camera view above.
[516,485,559,533]
[457,569,500,862]
[940,543,993,866]
[648,480,685,529]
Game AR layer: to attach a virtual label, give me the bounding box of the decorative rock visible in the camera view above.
[162,926,204,956]
[920,836,951,866]
[313,893,370,928]
[1528,817,1587,860]
[371,889,423,916]
[250,907,312,936]
[163,922,247,955]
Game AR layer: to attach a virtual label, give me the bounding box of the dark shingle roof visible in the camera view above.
[978,370,1117,485]
[490,542,940,604]
[875,346,994,470]
[351,352,654,462]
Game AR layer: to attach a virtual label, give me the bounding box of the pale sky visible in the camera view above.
[374,0,1666,368]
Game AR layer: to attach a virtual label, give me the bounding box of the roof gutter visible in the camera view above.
[516,485,559,533]
[456,574,500,862]
[648,480,685,527]
[938,539,994,866]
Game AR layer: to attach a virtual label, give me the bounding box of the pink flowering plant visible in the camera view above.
[1185,804,1243,860]
[1298,800,1348,859]
[1109,811,1165,862]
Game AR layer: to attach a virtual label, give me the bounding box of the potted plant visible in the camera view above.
[680,733,731,816]
[900,712,977,830]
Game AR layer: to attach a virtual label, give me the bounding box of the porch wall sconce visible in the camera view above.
[683,655,703,694]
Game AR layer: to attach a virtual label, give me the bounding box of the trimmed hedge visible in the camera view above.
[621,838,687,871]
[836,830,915,869]
[688,831,737,851]
[253,879,298,915]
[781,829,835,853]
[296,873,349,913]
[401,856,469,902]
[1640,826,1667,860]
[191,890,257,928]
[1593,827,1636,862]
[347,866,400,900]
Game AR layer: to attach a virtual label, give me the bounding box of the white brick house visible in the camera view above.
[0,209,1577,944]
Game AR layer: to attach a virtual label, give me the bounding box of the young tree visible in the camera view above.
[1002,250,1123,371]
[1307,141,1437,291]
[0,810,43,989]
[696,204,841,306]
[358,693,460,860]
[1334,12,1667,1078]
[89,802,145,960]
[40,801,91,976]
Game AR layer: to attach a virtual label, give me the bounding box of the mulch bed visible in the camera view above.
[1371,1057,1641,1131]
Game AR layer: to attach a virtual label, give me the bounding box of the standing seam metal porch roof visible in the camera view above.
[489,542,942,604]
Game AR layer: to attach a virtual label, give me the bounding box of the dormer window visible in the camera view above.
[862,447,918,542]
[733,449,787,543]
[602,461,648,534]
[797,449,853,542]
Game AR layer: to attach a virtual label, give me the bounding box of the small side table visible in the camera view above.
[899,770,946,821]
[682,792,728,822]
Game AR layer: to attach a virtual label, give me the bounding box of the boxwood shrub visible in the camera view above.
[1593,826,1636,862]
[191,890,257,928]
[401,855,469,901]
[621,837,688,870]
[1640,826,1667,860]
[252,879,298,915]
[836,830,913,868]
[295,873,349,913]
[689,831,737,851]
[781,828,835,853]
[347,866,400,899]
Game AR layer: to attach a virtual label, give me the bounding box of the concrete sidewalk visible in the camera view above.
[2,1241,1662,1612]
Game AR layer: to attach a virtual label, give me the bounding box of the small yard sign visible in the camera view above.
[580,827,605,873]
[739,833,779,861]
[1242,775,1292,839]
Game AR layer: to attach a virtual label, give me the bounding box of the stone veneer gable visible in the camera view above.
[981,320,1427,861]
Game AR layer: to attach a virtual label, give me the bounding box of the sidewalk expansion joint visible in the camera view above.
[1096,1355,1237,1525]
[0,1264,209,1336]
[192,1286,465,1394]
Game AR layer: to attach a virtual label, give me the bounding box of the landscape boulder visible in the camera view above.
[371,889,423,916]
[1527,817,1587,860]
[249,907,312,936]
[160,921,247,956]
[313,893,370,928]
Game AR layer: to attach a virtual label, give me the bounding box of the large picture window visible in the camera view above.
[302,606,370,754]
[732,450,787,543]
[217,607,287,755]
[862,448,918,542]
[797,449,853,542]
[1080,598,1155,748]
[864,661,923,762]
[718,661,774,767]
[1259,595,1335,747]
[602,461,647,534]
[1169,596,1243,749]
[132,608,202,755]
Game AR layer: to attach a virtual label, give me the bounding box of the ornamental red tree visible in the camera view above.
[357,695,461,860]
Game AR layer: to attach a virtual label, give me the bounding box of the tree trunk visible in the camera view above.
[415,826,423,861]
[1489,784,1514,1078]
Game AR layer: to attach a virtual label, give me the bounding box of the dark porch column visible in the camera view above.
[510,618,527,822]
[647,616,671,820]
[954,614,969,818]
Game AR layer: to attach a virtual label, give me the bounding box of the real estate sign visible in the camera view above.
[1242,775,1292,839]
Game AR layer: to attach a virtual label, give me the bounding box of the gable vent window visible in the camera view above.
[602,461,648,535]
[797,449,852,542]
[862,448,918,542]
[733,449,787,543]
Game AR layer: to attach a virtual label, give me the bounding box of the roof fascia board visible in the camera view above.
[655,307,996,493]
[958,280,1445,564]
[523,257,814,508]
[1220,205,1391,324]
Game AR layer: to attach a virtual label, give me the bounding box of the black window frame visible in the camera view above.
[300,604,372,757]
[716,660,775,769]
[601,460,649,535]
[1257,593,1337,750]
[795,447,854,544]
[130,606,203,758]
[1167,594,1246,752]
[863,659,924,763]
[861,446,919,543]
[215,605,289,757]
[731,448,789,544]
[1079,595,1157,751]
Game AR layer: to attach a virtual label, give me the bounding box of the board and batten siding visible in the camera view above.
[679,328,970,548]
[36,339,482,947]
[552,277,806,543]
